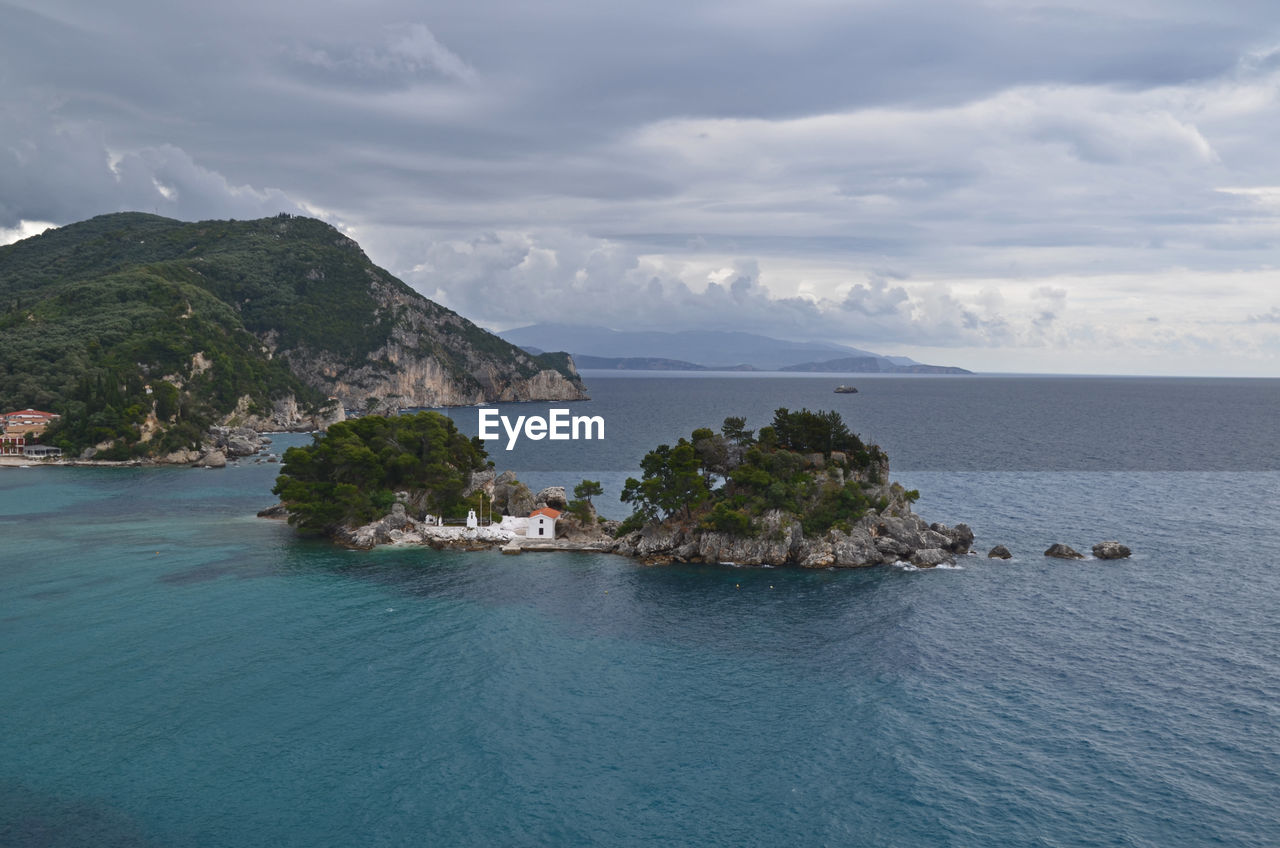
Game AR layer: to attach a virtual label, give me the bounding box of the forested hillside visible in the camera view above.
[0,213,585,458]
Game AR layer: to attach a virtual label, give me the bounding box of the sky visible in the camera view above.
[3,0,1280,375]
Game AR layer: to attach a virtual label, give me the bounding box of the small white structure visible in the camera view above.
[465,509,479,529]
[528,507,560,539]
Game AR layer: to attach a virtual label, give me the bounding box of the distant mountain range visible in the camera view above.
[502,324,971,374]
[780,356,971,375]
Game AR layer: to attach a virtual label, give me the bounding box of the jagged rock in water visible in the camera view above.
[988,545,1013,559]
[225,437,259,457]
[910,548,955,568]
[931,522,975,554]
[198,450,227,468]
[1092,541,1132,559]
[1044,543,1084,559]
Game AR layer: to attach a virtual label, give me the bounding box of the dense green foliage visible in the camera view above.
[620,409,889,538]
[0,260,321,457]
[0,211,573,455]
[272,412,489,532]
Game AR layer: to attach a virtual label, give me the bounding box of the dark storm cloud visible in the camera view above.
[3,0,1263,213]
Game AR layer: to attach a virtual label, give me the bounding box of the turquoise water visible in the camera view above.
[3,377,1280,846]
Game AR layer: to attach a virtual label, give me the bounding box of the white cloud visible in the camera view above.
[0,219,58,246]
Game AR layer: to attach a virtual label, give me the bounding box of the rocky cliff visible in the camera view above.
[274,261,587,410]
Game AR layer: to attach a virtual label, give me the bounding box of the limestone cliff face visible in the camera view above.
[217,394,345,432]
[276,268,588,409]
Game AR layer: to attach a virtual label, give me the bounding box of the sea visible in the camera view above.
[2,373,1278,847]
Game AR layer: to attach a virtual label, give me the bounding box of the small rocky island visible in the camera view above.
[268,409,975,569]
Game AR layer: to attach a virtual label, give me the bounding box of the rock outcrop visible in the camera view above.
[197,449,227,468]
[492,471,536,517]
[207,425,266,458]
[612,491,968,569]
[217,394,345,434]
[280,279,588,410]
[988,545,1013,559]
[534,486,568,510]
[1044,543,1084,559]
[1092,541,1132,559]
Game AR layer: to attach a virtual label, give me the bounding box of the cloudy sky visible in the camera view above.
[4,0,1280,374]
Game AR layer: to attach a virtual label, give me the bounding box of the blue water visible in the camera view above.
[3,376,1279,847]
[437,373,1280,471]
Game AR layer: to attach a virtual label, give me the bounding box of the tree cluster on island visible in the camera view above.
[266,408,974,568]
[272,412,490,534]
[618,408,911,538]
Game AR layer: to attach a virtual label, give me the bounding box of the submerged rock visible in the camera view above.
[987,545,1013,559]
[1044,543,1084,560]
[1092,541,1132,560]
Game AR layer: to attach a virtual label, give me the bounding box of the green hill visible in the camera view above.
[0,212,586,459]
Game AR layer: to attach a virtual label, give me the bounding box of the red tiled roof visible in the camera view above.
[4,409,58,419]
[529,507,562,519]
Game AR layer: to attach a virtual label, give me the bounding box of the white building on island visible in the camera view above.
[528,507,560,539]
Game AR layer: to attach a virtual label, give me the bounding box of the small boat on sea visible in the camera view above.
[834,385,858,394]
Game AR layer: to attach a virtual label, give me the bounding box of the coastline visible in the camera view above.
[0,456,157,468]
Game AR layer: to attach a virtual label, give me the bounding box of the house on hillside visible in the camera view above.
[528,507,561,539]
[0,433,24,455]
[3,408,60,438]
